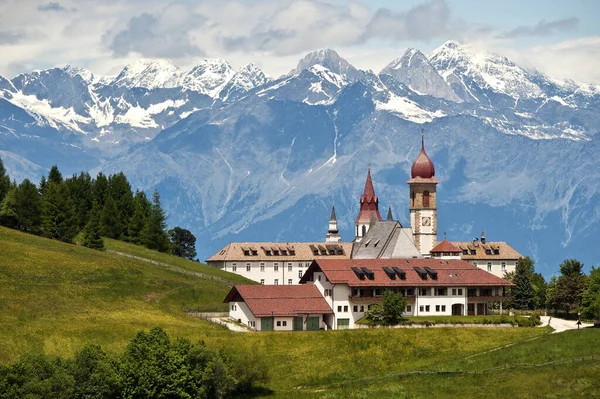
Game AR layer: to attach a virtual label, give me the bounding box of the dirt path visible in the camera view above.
[540,316,592,333]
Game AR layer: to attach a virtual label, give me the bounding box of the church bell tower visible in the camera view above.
[355,167,382,242]
[408,134,439,256]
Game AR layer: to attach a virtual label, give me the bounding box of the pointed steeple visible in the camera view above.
[361,166,376,202]
[326,203,341,242]
[387,205,393,221]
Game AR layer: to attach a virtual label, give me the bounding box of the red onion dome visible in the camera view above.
[411,136,435,179]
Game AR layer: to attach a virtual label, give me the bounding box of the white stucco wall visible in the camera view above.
[229,301,257,329]
[471,260,517,278]
[218,260,312,285]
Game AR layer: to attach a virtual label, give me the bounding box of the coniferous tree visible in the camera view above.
[82,202,104,251]
[92,172,109,208]
[512,257,534,310]
[108,172,134,238]
[128,191,151,244]
[41,181,77,243]
[14,179,43,234]
[0,157,11,204]
[66,172,93,231]
[100,195,122,239]
[39,175,48,196]
[0,188,19,228]
[47,165,63,185]
[142,190,170,252]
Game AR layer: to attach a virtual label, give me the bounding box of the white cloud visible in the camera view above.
[0,0,597,85]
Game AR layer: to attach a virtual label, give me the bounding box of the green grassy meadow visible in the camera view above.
[1,226,598,398]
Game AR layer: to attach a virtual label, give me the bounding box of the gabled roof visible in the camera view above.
[352,221,421,259]
[223,285,332,317]
[431,240,461,253]
[206,242,353,262]
[300,259,512,287]
[451,241,522,260]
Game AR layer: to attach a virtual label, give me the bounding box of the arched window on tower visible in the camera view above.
[423,191,430,208]
[411,191,415,207]
[362,225,367,237]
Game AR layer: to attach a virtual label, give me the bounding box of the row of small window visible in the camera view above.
[231,262,310,272]
[419,305,446,312]
[337,304,413,313]
[462,249,500,255]
[260,279,294,285]
[243,249,297,256]
[351,288,464,297]
[248,321,256,327]
[473,262,507,272]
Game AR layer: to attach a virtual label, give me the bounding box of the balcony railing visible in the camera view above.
[467,295,509,303]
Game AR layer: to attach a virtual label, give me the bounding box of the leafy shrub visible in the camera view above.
[0,327,268,399]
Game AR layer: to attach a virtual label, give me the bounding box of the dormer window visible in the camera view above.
[470,250,476,255]
[273,250,279,256]
[265,250,271,256]
[493,249,500,255]
[281,250,287,256]
[313,250,319,256]
[251,250,258,256]
[289,250,295,256]
[462,250,468,255]
[243,250,250,256]
[485,250,491,255]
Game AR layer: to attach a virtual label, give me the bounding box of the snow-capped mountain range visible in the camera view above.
[1,40,599,276]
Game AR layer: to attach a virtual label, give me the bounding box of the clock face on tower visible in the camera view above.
[422,217,431,226]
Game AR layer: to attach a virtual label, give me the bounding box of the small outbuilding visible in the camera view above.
[223,284,333,331]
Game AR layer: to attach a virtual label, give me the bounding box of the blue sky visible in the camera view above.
[0,0,598,83]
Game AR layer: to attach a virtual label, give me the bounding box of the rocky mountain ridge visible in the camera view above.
[0,40,599,275]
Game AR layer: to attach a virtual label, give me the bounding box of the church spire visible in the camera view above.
[387,205,393,221]
[355,167,382,241]
[326,203,341,242]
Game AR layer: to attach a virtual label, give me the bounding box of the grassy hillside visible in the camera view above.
[2,226,597,398]
[0,226,251,362]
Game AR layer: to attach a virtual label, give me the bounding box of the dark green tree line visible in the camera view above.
[0,157,195,255]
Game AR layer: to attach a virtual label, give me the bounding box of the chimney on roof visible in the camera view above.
[480,230,486,244]
[473,237,479,247]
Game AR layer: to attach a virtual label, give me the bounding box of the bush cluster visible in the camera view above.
[0,327,268,399]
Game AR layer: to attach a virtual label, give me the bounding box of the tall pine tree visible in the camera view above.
[0,157,11,204]
[128,190,151,244]
[142,190,170,253]
[82,202,104,251]
[0,188,19,228]
[14,179,43,234]
[41,181,77,243]
[512,257,534,310]
[100,195,122,239]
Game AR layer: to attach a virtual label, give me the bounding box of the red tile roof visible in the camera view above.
[431,240,461,253]
[301,259,512,287]
[223,285,332,317]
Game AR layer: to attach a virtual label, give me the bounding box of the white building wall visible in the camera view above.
[471,260,517,278]
[221,260,312,285]
[274,317,294,331]
[414,287,468,316]
[229,301,257,330]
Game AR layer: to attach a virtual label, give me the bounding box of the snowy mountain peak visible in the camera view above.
[181,59,235,97]
[111,58,182,90]
[429,40,544,99]
[289,49,358,80]
[218,63,271,101]
[63,65,95,84]
[382,48,428,71]
[380,48,461,102]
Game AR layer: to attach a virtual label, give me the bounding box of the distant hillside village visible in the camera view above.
[208,136,528,331]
